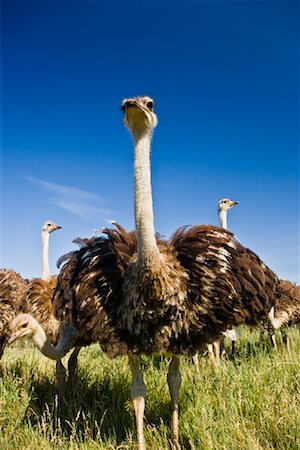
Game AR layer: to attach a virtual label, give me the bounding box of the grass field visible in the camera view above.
[0,328,299,450]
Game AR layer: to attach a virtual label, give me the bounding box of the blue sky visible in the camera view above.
[2,0,299,283]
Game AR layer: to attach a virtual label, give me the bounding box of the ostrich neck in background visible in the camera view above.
[133,131,160,265]
[218,209,228,229]
[32,319,76,360]
[32,323,63,359]
[41,231,51,281]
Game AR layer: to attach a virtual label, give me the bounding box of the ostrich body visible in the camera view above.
[268,280,300,352]
[9,97,281,450]
[0,269,27,358]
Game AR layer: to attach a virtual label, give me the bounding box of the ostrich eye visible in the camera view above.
[21,323,27,329]
[146,101,154,110]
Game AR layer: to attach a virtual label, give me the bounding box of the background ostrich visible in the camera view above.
[206,198,239,367]
[19,221,77,394]
[192,198,239,369]
[0,269,28,358]
[21,221,61,316]
[268,280,300,353]
[9,97,281,450]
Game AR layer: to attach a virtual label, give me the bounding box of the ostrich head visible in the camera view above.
[121,96,158,136]
[8,314,38,344]
[42,221,61,234]
[218,198,239,213]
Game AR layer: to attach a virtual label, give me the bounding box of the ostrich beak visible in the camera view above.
[231,201,239,206]
[50,224,61,233]
[121,100,139,112]
[7,330,24,344]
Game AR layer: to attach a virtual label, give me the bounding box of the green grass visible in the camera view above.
[0,328,299,449]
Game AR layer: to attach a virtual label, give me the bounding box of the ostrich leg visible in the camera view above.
[206,343,218,368]
[192,352,200,374]
[231,340,236,355]
[129,355,146,450]
[56,360,67,399]
[167,356,182,450]
[68,347,81,382]
[282,331,291,354]
[213,340,221,366]
[270,332,278,350]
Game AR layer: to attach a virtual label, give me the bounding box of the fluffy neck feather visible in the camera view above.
[218,208,227,229]
[42,230,51,281]
[133,130,160,265]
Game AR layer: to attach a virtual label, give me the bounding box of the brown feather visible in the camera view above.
[20,276,59,343]
[273,280,300,327]
[52,223,280,358]
[0,269,28,357]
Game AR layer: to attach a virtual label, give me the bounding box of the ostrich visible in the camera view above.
[19,221,78,394]
[21,221,61,315]
[20,221,61,316]
[0,269,28,358]
[208,198,239,366]
[268,280,300,353]
[193,198,239,369]
[9,96,281,450]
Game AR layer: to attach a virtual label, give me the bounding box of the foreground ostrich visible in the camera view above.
[268,280,300,353]
[10,97,281,450]
[0,269,27,358]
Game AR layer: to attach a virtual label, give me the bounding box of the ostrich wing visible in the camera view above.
[170,225,280,336]
[53,224,137,356]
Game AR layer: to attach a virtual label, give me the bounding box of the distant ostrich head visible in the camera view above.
[8,314,38,344]
[218,198,238,213]
[121,96,158,135]
[42,221,61,234]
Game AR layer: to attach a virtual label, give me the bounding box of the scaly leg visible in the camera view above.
[167,356,181,450]
[129,355,146,450]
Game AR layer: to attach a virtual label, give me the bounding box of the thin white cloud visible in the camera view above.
[26,176,115,220]
[26,176,100,200]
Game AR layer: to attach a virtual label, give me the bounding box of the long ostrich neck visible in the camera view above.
[41,231,51,281]
[133,130,160,265]
[218,208,228,229]
[31,319,77,360]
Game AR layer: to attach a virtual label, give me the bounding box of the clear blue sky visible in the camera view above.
[2,0,299,283]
